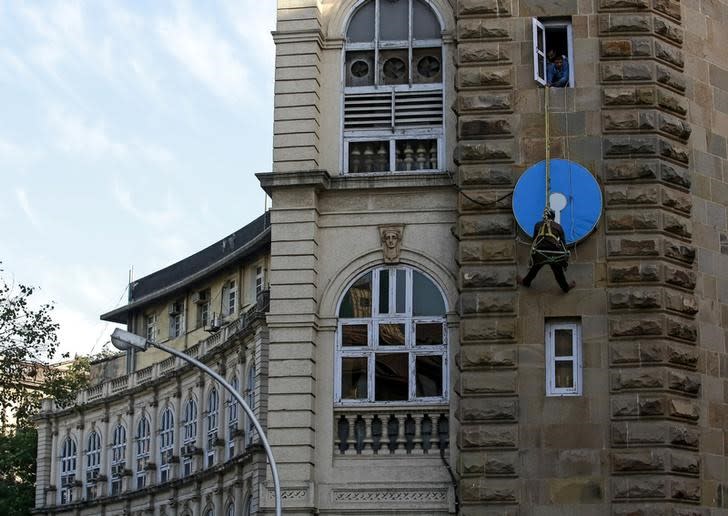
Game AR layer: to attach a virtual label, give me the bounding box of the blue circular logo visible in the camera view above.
[512,159,602,245]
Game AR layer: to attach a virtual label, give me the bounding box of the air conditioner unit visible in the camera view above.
[192,291,208,304]
[412,48,442,84]
[345,51,375,87]
[168,302,182,315]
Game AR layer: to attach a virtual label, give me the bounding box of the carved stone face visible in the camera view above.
[384,231,399,249]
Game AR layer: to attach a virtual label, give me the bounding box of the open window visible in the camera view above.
[545,319,582,396]
[532,18,574,88]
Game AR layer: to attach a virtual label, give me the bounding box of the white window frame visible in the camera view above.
[227,376,239,459]
[110,424,126,495]
[59,436,77,504]
[255,264,266,296]
[135,416,150,489]
[85,430,101,499]
[223,280,237,317]
[545,320,582,396]
[532,18,575,87]
[245,365,256,446]
[145,314,157,342]
[334,266,448,405]
[159,407,174,483]
[206,388,219,467]
[169,300,184,338]
[182,398,197,476]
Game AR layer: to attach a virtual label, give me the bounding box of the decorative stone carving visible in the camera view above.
[379,225,403,264]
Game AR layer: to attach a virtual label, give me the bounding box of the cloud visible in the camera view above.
[15,188,41,228]
[224,0,276,68]
[112,181,182,229]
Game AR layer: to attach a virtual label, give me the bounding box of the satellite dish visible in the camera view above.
[512,159,602,245]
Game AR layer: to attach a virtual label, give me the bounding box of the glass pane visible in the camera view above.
[537,25,545,52]
[395,139,438,170]
[412,270,445,316]
[347,0,375,42]
[555,361,574,388]
[396,269,406,313]
[416,323,443,345]
[379,0,408,41]
[379,323,406,346]
[342,324,368,347]
[413,0,440,39]
[379,269,390,314]
[538,57,545,81]
[416,355,442,397]
[339,273,372,317]
[348,141,390,173]
[554,329,573,356]
[342,357,368,399]
[375,354,409,401]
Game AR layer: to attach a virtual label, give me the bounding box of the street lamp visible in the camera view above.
[110,328,282,516]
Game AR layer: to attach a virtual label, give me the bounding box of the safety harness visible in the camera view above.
[529,217,569,267]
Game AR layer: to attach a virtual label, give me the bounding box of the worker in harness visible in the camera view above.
[518,208,575,293]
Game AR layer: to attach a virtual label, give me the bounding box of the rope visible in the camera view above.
[544,86,551,210]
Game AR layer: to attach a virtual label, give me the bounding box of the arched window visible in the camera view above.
[227,376,239,459]
[59,436,77,504]
[225,501,235,516]
[135,415,150,489]
[206,388,219,467]
[85,430,101,499]
[159,407,174,482]
[110,424,126,495]
[243,495,253,516]
[343,0,444,173]
[245,365,256,446]
[336,266,447,403]
[204,506,214,516]
[182,397,197,476]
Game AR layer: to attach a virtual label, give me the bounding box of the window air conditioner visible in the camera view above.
[168,302,182,315]
[192,291,208,304]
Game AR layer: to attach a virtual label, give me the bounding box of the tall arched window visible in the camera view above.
[343,0,443,173]
[85,430,101,499]
[225,501,235,516]
[59,436,77,504]
[227,376,239,459]
[182,397,197,476]
[336,266,448,403]
[135,415,150,489]
[110,424,126,495]
[159,407,174,482]
[206,388,219,467]
[243,495,253,516]
[245,365,256,446]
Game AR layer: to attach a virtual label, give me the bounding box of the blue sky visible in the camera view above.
[0,1,276,359]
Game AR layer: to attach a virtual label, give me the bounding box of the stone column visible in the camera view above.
[149,397,159,486]
[35,411,53,508]
[100,409,111,497]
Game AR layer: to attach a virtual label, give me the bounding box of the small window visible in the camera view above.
[222,280,237,317]
[532,18,574,87]
[145,314,157,342]
[195,289,211,328]
[255,265,266,296]
[159,407,174,483]
[59,436,77,504]
[207,388,219,467]
[168,300,184,338]
[85,431,101,499]
[110,424,126,495]
[545,319,582,396]
[182,398,197,477]
[135,416,150,489]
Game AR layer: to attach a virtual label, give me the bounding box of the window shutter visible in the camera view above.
[344,90,443,131]
[532,18,547,86]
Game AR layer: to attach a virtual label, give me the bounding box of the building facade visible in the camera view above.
[35,0,728,514]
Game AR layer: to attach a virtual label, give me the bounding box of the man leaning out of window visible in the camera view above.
[547,49,569,87]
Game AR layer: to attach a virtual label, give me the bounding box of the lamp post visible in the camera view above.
[110,328,282,516]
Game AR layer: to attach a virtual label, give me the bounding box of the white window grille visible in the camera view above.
[182,398,197,477]
[532,18,574,87]
[159,407,174,483]
[343,0,444,174]
[245,365,256,446]
[227,376,239,459]
[59,436,77,504]
[206,388,219,467]
[85,431,101,499]
[335,266,448,404]
[545,319,582,396]
[110,424,126,495]
[135,416,150,489]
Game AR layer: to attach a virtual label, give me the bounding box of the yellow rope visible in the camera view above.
[544,86,550,210]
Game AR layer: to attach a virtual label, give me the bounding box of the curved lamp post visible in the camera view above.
[110,328,282,516]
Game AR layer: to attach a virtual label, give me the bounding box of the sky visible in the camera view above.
[0,1,277,360]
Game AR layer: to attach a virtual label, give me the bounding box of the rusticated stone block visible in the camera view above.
[666,317,697,342]
[600,39,636,58]
[458,93,513,113]
[460,215,514,238]
[485,454,517,476]
[460,240,515,262]
[658,113,691,141]
[611,395,639,416]
[664,264,696,289]
[671,479,700,501]
[613,506,705,516]
[457,20,511,41]
[660,163,690,189]
[666,343,698,369]
[601,62,655,82]
[612,368,665,390]
[612,451,665,472]
[657,65,686,92]
[458,67,513,89]
[459,165,513,185]
[612,421,667,445]
[664,290,698,315]
[460,370,517,394]
[653,0,680,21]
[606,185,659,206]
[459,43,511,64]
[639,341,664,362]
[604,135,657,156]
[599,0,649,9]
[668,398,699,420]
[653,18,683,44]
[550,479,603,503]
[667,370,700,395]
[663,239,695,264]
[654,41,684,69]
[639,397,665,415]
[460,190,512,211]
[459,398,518,421]
[670,451,700,475]
[603,111,654,131]
[613,477,667,499]
[598,13,651,33]
[662,188,691,214]
[604,160,658,181]
[669,424,699,448]
[458,0,511,15]
[461,452,486,475]
[606,210,659,231]
[459,345,517,368]
[608,263,659,283]
[461,318,516,342]
[459,117,512,138]
[461,292,516,314]
[662,212,691,238]
[608,288,661,310]
[657,89,687,116]
[610,341,642,364]
[462,266,514,288]
[607,238,659,257]
[610,316,663,338]
[659,138,689,164]
[603,86,655,106]
[459,425,518,448]
[455,141,514,162]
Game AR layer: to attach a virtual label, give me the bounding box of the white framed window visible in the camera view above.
[110,424,126,495]
[532,17,574,87]
[343,0,444,174]
[182,398,197,476]
[159,407,174,483]
[206,388,219,467]
[245,365,256,446]
[145,313,157,342]
[335,266,448,404]
[59,436,77,504]
[168,300,184,338]
[255,265,266,296]
[195,289,211,328]
[222,280,237,317]
[85,431,101,499]
[135,416,150,489]
[545,319,582,396]
[227,376,239,459]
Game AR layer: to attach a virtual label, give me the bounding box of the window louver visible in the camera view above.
[344,89,443,131]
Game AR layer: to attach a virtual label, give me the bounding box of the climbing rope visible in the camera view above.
[544,85,551,209]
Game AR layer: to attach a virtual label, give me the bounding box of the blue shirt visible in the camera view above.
[547,57,569,87]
